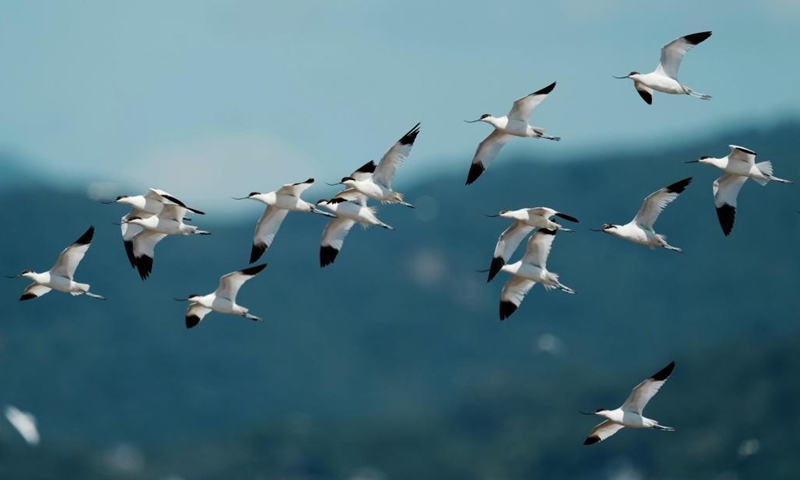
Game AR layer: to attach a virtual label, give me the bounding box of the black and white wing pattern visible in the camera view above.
[19,284,52,301]
[655,31,712,79]
[621,361,676,415]
[276,178,315,197]
[521,228,557,269]
[633,177,691,229]
[250,207,290,263]
[487,222,534,282]
[185,303,213,329]
[132,230,169,280]
[583,420,625,446]
[713,174,749,236]
[214,264,267,303]
[507,82,556,122]
[466,130,513,185]
[499,276,536,321]
[147,188,205,215]
[727,145,756,165]
[373,123,421,188]
[320,217,357,267]
[50,226,94,280]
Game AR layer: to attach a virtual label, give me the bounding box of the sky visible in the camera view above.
[0,0,798,208]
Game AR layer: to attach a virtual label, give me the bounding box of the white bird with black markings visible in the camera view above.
[498,228,574,321]
[7,226,105,301]
[596,177,691,253]
[336,123,421,208]
[178,264,267,329]
[103,188,205,268]
[316,191,393,267]
[5,405,40,446]
[485,207,579,282]
[581,361,676,445]
[233,178,335,264]
[614,31,712,104]
[685,145,793,236]
[464,82,561,185]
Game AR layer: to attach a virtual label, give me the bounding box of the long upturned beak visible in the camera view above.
[463,118,482,123]
[484,213,500,218]
[612,75,629,79]
[231,196,251,200]
[99,200,116,204]
[4,274,19,279]
[579,411,595,415]
[683,160,700,163]
[325,181,343,186]
[589,228,604,232]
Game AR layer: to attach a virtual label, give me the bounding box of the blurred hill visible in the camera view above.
[0,120,798,479]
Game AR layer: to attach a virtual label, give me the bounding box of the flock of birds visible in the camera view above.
[4,30,795,448]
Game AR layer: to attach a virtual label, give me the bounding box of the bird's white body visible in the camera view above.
[21,271,90,296]
[317,198,389,228]
[500,261,565,291]
[183,264,267,328]
[583,361,676,445]
[317,192,393,267]
[601,177,691,253]
[115,195,166,215]
[340,123,420,207]
[465,82,560,185]
[127,215,207,236]
[499,208,575,231]
[249,191,316,212]
[616,31,713,104]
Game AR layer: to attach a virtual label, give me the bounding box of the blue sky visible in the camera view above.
[0,0,798,207]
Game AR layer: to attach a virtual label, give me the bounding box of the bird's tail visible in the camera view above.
[754,161,792,185]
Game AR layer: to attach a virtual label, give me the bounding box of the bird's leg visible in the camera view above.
[244,313,262,322]
[539,133,562,141]
[685,87,711,100]
[663,244,684,254]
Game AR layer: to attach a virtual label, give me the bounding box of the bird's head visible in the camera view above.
[464,113,493,124]
[580,407,611,418]
[613,71,640,80]
[187,293,202,302]
[590,223,617,234]
[685,155,713,165]
[20,269,35,279]
[340,176,357,187]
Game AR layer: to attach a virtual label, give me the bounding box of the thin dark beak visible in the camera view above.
[173,297,188,302]
[484,213,500,218]
[325,182,342,187]
[463,119,482,123]
[579,411,595,416]
[5,275,19,279]
[111,221,122,226]
[683,160,700,163]
[99,200,116,204]
[231,196,250,200]
[589,228,604,232]
[612,75,629,79]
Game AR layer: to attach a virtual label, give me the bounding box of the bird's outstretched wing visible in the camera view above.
[185,303,213,329]
[250,207,290,263]
[713,174,748,236]
[655,31,712,79]
[507,82,556,121]
[215,264,267,302]
[633,177,691,229]
[373,123,421,188]
[320,217,357,267]
[499,276,536,321]
[521,228,557,269]
[621,361,676,414]
[488,222,534,282]
[276,178,315,197]
[727,145,756,165]
[50,226,94,280]
[466,130,513,185]
[583,420,625,446]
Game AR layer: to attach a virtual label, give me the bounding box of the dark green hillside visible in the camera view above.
[0,121,798,478]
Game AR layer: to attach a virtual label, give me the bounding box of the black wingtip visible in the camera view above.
[487,257,504,283]
[250,243,267,264]
[240,263,267,276]
[584,435,601,446]
[666,177,692,194]
[124,240,136,268]
[320,245,339,267]
[684,31,712,46]
[499,300,518,321]
[555,212,580,223]
[185,315,201,329]
[160,193,188,209]
[716,204,736,236]
[637,89,653,105]
[399,122,421,145]
[187,206,206,215]
[136,255,154,281]
[651,361,676,381]
[74,226,95,246]
[532,81,556,96]
[466,162,485,185]
[19,293,37,301]
[355,160,377,174]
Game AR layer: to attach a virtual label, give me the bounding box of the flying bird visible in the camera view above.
[686,145,793,235]
[7,226,105,301]
[5,405,40,446]
[233,178,335,263]
[614,31,712,104]
[582,361,676,445]
[485,207,579,282]
[316,191,393,267]
[498,228,574,321]
[104,188,204,267]
[465,82,561,185]
[336,123,421,208]
[178,264,267,329]
[595,177,691,253]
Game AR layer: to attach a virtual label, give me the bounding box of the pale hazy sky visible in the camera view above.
[0,1,798,206]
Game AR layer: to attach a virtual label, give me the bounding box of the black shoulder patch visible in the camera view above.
[466,162,485,185]
[160,193,188,208]
[292,178,314,186]
[499,300,518,321]
[250,243,267,264]
[320,245,339,267]
[124,240,137,268]
[185,315,201,329]
[399,123,421,145]
[539,228,557,236]
[583,435,601,446]
[651,361,676,381]
[136,255,154,281]
[532,81,556,96]
[637,88,653,105]
[19,293,37,301]
[355,161,376,174]
[328,197,349,204]
[187,206,205,215]
[684,31,712,46]
[487,257,505,283]
[74,226,95,246]
[666,177,692,194]
[240,263,267,276]
[716,204,736,236]
[733,145,756,155]
[555,212,579,223]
